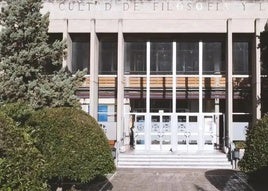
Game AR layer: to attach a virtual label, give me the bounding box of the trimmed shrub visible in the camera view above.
[0,102,34,126]
[0,111,47,190]
[27,107,115,183]
[239,115,268,173]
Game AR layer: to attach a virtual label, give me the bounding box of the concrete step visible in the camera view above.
[117,152,232,169]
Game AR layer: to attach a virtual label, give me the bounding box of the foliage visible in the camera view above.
[0,111,47,191]
[0,0,84,109]
[27,107,115,183]
[239,115,268,173]
[234,141,246,150]
[0,102,34,126]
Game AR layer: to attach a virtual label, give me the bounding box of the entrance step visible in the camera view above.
[117,151,232,169]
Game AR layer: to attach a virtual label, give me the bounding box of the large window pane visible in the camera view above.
[71,33,90,74]
[99,41,117,74]
[177,42,199,74]
[203,42,224,74]
[150,99,172,112]
[151,42,172,74]
[125,42,146,74]
[176,99,198,113]
[233,42,249,75]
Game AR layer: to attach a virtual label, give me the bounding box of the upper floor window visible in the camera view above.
[99,41,117,75]
[151,42,172,74]
[70,33,90,74]
[203,42,225,74]
[233,42,250,75]
[125,41,146,74]
[177,42,199,74]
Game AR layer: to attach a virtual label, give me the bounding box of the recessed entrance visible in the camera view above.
[177,115,199,151]
[150,115,172,151]
[132,113,218,152]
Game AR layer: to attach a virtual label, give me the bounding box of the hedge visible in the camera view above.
[27,107,115,184]
[239,114,268,173]
[0,111,47,191]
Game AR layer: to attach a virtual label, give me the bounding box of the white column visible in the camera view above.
[172,42,177,113]
[226,19,233,147]
[90,19,99,119]
[117,19,125,143]
[215,98,220,147]
[62,19,68,69]
[172,42,177,151]
[145,41,151,150]
[198,41,203,150]
[252,19,261,125]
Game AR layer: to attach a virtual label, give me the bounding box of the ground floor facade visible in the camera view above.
[36,0,268,153]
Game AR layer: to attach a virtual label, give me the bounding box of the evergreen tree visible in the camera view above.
[0,0,84,109]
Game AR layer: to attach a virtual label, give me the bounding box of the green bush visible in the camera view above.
[0,102,34,126]
[239,114,268,173]
[27,107,115,183]
[0,111,47,191]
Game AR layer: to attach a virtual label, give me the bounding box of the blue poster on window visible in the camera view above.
[98,105,108,122]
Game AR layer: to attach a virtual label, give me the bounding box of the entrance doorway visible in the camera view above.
[203,115,217,150]
[132,113,218,152]
[177,115,199,151]
[150,114,172,151]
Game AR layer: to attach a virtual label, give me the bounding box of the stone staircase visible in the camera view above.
[117,151,232,169]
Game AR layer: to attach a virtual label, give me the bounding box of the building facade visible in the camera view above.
[3,0,268,152]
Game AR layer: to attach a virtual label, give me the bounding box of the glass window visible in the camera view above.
[71,33,90,74]
[233,42,250,75]
[151,42,172,74]
[98,105,108,122]
[203,99,215,112]
[203,42,224,74]
[150,99,172,112]
[130,99,146,112]
[233,99,251,113]
[177,42,199,74]
[125,42,146,74]
[99,41,117,74]
[176,99,199,113]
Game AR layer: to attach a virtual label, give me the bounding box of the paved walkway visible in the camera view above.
[80,168,264,191]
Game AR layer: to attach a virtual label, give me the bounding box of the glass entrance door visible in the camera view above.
[203,115,217,150]
[177,115,199,151]
[134,115,146,150]
[150,115,172,150]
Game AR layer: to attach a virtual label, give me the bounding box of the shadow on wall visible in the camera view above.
[48,175,113,191]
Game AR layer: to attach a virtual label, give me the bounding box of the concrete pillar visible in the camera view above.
[198,41,203,150]
[90,19,99,119]
[116,19,124,143]
[62,19,68,69]
[252,19,261,125]
[215,98,220,147]
[145,41,151,150]
[171,41,177,151]
[226,19,233,148]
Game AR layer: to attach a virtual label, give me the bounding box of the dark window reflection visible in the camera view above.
[233,42,250,75]
[99,41,117,74]
[151,42,172,74]
[125,42,146,74]
[203,42,224,74]
[71,33,90,74]
[177,42,199,74]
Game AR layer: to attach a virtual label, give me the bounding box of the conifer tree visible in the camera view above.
[0,0,84,109]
